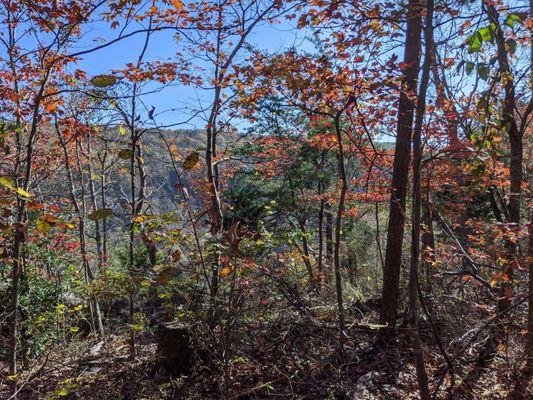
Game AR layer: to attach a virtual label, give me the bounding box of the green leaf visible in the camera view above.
[478,26,492,42]
[506,38,517,55]
[467,33,482,53]
[88,208,113,220]
[90,74,117,88]
[497,119,512,133]
[472,162,486,176]
[504,13,522,29]
[477,63,489,80]
[465,61,475,75]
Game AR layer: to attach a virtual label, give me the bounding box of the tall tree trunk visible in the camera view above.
[86,138,105,272]
[8,224,24,395]
[128,111,138,357]
[206,12,225,302]
[8,68,50,397]
[318,186,325,274]
[325,202,333,263]
[379,0,423,340]
[298,218,315,284]
[485,1,523,318]
[527,210,533,372]
[99,144,109,267]
[348,254,357,286]
[56,125,105,337]
[421,203,435,291]
[333,109,349,354]
[74,139,105,337]
[127,22,152,357]
[526,0,533,374]
[408,0,433,397]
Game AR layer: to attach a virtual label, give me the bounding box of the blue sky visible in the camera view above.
[73,16,311,129]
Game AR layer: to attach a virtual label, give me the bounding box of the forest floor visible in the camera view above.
[1,306,531,399]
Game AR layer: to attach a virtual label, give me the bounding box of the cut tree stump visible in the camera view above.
[156,321,193,377]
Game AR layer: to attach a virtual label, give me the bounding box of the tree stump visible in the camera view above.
[156,321,193,377]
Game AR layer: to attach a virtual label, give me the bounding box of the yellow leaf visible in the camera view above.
[367,323,388,330]
[6,374,18,381]
[91,74,117,87]
[0,177,31,197]
[16,187,31,198]
[129,324,144,332]
[219,266,233,277]
[70,326,79,333]
[118,125,126,135]
[36,219,52,233]
[133,214,147,223]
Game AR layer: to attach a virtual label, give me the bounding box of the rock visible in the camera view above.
[156,321,193,377]
[89,340,104,357]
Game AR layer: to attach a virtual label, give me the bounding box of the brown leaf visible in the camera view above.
[171,249,181,262]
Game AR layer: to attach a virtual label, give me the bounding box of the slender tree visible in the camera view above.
[408,0,434,397]
[379,0,424,339]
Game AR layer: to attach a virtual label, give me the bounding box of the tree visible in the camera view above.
[408,0,434,397]
[379,0,424,339]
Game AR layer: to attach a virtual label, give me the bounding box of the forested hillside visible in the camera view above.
[0,1,531,399]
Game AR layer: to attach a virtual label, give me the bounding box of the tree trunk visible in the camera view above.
[527,210,533,372]
[86,139,105,271]
[527,0,533,371]
[8,224,23,394]
[56,126,105,337]
[486,1,523,320]
[74,140,105,336]
[333,102,353,354]
[348,254,357,286]
[318,190,325,274]
[325,202,333,263]
[421,203,435,292]
[298,218,315,284]
[8,70,49,397]
[408,0,433,397]
[379,0,423,340]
